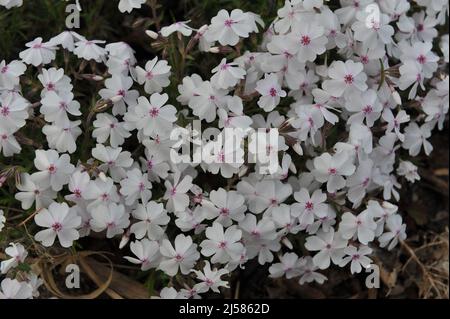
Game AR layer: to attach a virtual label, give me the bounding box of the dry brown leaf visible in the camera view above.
[85,259,149,299]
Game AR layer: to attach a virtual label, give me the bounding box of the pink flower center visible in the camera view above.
[363,105,373,114]
[305,201,314,211]
[220,208,230,216]
[146,160,153,170]
[224,19,234,27]
[107,221,116,228]
[417,54,426,64]
[33,43,43,49]
[328,168,337,175]
[205,278,214,286]
[1,134,7,140]
[362,177,370,187]
[47,82,55,91]
[270,198,278,206]
[117,89,126,96]
[139,182,145,191]
[145,71,154,80]
[361,55,369,64]
[0,106,10,116]
[0,66,8,73]
[344,74,354,84]
[352,254,360,261]
[175,254,183,261]
[170,187,177,196]
[417,24,424,32]
[149,107,159,118]
[110,123,116,128]
[48,164,57,174]
[251,230,261,238]
[300,35,311,46]
[220,63,230,70]
[74,188,82,198]
[269,87,277,97]
[217,151,225,163]
[59,102,67,109]
[52,222,62,232]
[218,241,227,248]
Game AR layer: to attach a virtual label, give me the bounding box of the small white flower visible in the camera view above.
[90,203,130,238]
[339,210,377,245]
[192,261,229,293]
[305,228,348,269]
[378,214,407,250]
[124,239,161,271]
[322,60,368,97]
[92,113,131,147]
[15,173,57,209]
[200,222,244,264]
[120,168,152,206]
[33,149,75,191]
[135,57,171,94]
[19,37,57,66]
[255,73,286,112]
[313,151,356,193]
[269,252,302,279]
[40,91,81,123]
[205,9,256,46]
[161,21,193,37]
[42,119,82,154]
[134,93,177,138]
[1,243,28,274]
[211,58,246,89]
[159,234,200,276]
[402,122,433,156]
[339,245,373,274]
[163,172,193,213]
[291,188,328,225]
[0,60,26,90]
[74,38,107,62]
[92,144,133,181]
[34,202,81,248]
[130,201,169,240]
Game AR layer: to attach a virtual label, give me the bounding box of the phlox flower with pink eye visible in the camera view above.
[19,37,57,66]
[92,113,131,148]
[14,173,57,210]
[34,202,81,248]
[130,201,170,240]
[124,239,161,271]
[90,203,130,238]
[205,9,259,46]
[159,234,200,276]
[200,222,245,264]
[1,243,27,274]
[0,60,26,90]
[135,57,171,94]
[192,261,229,293]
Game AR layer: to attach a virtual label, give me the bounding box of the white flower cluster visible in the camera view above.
[0,0,448,299]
